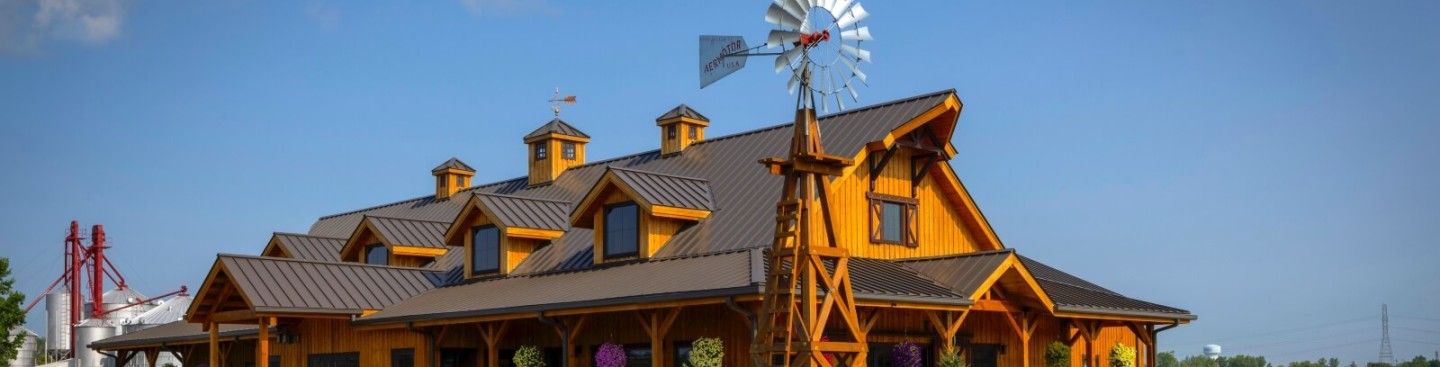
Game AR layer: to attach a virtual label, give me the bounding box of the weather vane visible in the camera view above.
[548,87,577,117]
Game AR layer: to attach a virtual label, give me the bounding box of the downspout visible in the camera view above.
[725,296,757,341]
[409,322,438,367]
[537,312,570,367]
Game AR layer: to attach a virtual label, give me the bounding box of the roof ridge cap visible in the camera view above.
[362,215,452,224]
[896,248,1015,263]
[273,232,347,240]
[222,253,446,272]
[606,166,712,182]
[475,192,572,204]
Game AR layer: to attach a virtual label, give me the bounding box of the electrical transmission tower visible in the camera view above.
[1379,304,1395,365]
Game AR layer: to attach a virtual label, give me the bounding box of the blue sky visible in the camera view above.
[2,0,1438,364]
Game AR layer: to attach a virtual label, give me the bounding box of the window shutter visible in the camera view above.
[869,198,883,242]
[904,203,919,247]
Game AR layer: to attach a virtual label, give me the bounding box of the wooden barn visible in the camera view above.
[91,90,1193,367]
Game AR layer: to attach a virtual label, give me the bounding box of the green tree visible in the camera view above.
[1158,352,1180,367]
[1222,355,1268,367]
[1397,356,1430,367]
[1179,355,1216,367]
[0,258,28,364]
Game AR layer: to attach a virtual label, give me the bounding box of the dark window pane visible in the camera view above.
[472,225,501,275]
[563,142,577,159]
[625,346,652,367]
[688,126,698,139]
[881,202,903,242]
[392,348,415,367]
[365,244,388,265]
[455,175,465,187]
[535,144,548,160]
[604,203,639,258]
[307,352,359,367]
[674,342,693,367]
[667,125,677,139]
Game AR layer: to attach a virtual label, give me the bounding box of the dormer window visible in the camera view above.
[602,202,640,259]
[471,225,501,275]
[364,243,388,265]
[534,144,548,160]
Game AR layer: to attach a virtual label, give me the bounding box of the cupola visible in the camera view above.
[432,157,475,200]
[656,104,709,155]
[523,118,589,185]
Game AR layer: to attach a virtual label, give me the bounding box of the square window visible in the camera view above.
[563,142,577,159]
[534,144,548,160]
[454,175,465,187]
[603,203,639,259]
[869,193,918,246]
[688,125,698,140]
[667,125,677,140]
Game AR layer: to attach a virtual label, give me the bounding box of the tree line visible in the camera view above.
[1157,352,1440,367]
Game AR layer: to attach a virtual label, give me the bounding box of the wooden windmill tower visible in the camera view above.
[699,1,875,366]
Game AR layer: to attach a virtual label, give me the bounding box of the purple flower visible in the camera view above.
[596,343,627,367]
[892,341,923,367]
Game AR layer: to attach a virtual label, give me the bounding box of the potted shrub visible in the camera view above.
[1045,342,1070,367]
[892,341,923,367]
[687,338,724,367]
[514,345,546,367]
[596,343,627,367]
[1110,344,1136,367]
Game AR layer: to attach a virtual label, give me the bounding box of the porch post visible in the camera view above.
[145,348,159,366]
[477,321,511,367]
[925,310,970,355]
[209,322,220,367]
[257,317,271,367]
[636,308,682,367]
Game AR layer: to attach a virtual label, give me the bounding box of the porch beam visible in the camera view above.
[924,310,970,353]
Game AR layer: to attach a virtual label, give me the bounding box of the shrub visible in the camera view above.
[687,338,724,367]
[892,341,923,367]
[1045,342,1071,367]
[1110,344,1136,367]
[514,345,546,367]
[938,348,966,367]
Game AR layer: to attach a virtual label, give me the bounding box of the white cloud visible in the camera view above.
[0,0,125,54]
[459,0,558,17]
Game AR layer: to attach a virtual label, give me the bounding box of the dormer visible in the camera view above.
[261,232,345,262]
[443,193,569,277]
[655,104,709,155]
[432,157,475,200]
[339,216,451,268]
[524,118,589,186]
[570,167,713,263]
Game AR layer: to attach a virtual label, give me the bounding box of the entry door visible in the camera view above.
[969,344,1000,367]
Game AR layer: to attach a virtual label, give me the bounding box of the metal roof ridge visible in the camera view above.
[606,166,712,183]
[464,247,757,283]
[894,248,1016,263]
[475,192,572,204]
[361,215,452,224]
[273,232,346,240]
[215,253,447,272]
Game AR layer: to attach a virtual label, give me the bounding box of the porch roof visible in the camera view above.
[89,321,258,351]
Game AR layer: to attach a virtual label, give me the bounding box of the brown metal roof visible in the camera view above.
[607,167,715,211]
[366,216,450,249]
[656,104,709,122]
[90,321,257,350]
[899,249,1013,298]
[217,255,444,314]
[525,118,590,140]
[272,232,346,262]
[1016,255,1193,319]
[432,157,475,174]
[477,193,571,231]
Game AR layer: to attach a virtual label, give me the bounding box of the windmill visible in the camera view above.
[698,1,874,366]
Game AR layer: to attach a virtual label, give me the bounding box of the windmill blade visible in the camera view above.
[840,26,872,42]
[835,3,869,29]
[787,71,801,95]
[840,44,872,63]
[828,0,854,17]
[774,47,803,73]
[767,30,801,49]
[777,0,807,26]
[786,0,810,17]
[844,77,860,102]
[765,3,803,30]
[840,57,868,85]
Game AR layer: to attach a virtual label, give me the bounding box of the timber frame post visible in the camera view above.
[539,313,588,367]
[1001,312,1040,367]
[257,317,273,367]
[1126,322,1157,367]
[635,307,683,367]
[477,320,512,367]
[924,310,971,355]
[1069,320,1101,367]
[208,321,220,367]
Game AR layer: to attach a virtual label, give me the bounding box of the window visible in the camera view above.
[674,341,693,367]
[454,175,465,187]
[364,243,388,265]
[392,348,415,367]
[667,125,677,140]
[471,225,501,275]
[307,352,359,367]
[868,193,918,247]
[534,143,548,160]
[563,142,576,159]
[688,125,698,140]
[603,202,639,259]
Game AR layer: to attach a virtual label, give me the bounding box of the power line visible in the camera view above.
[1167,315,1376,345]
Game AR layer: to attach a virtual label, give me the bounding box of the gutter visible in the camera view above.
[1055,305,1198,322]
[724,296,757,341]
